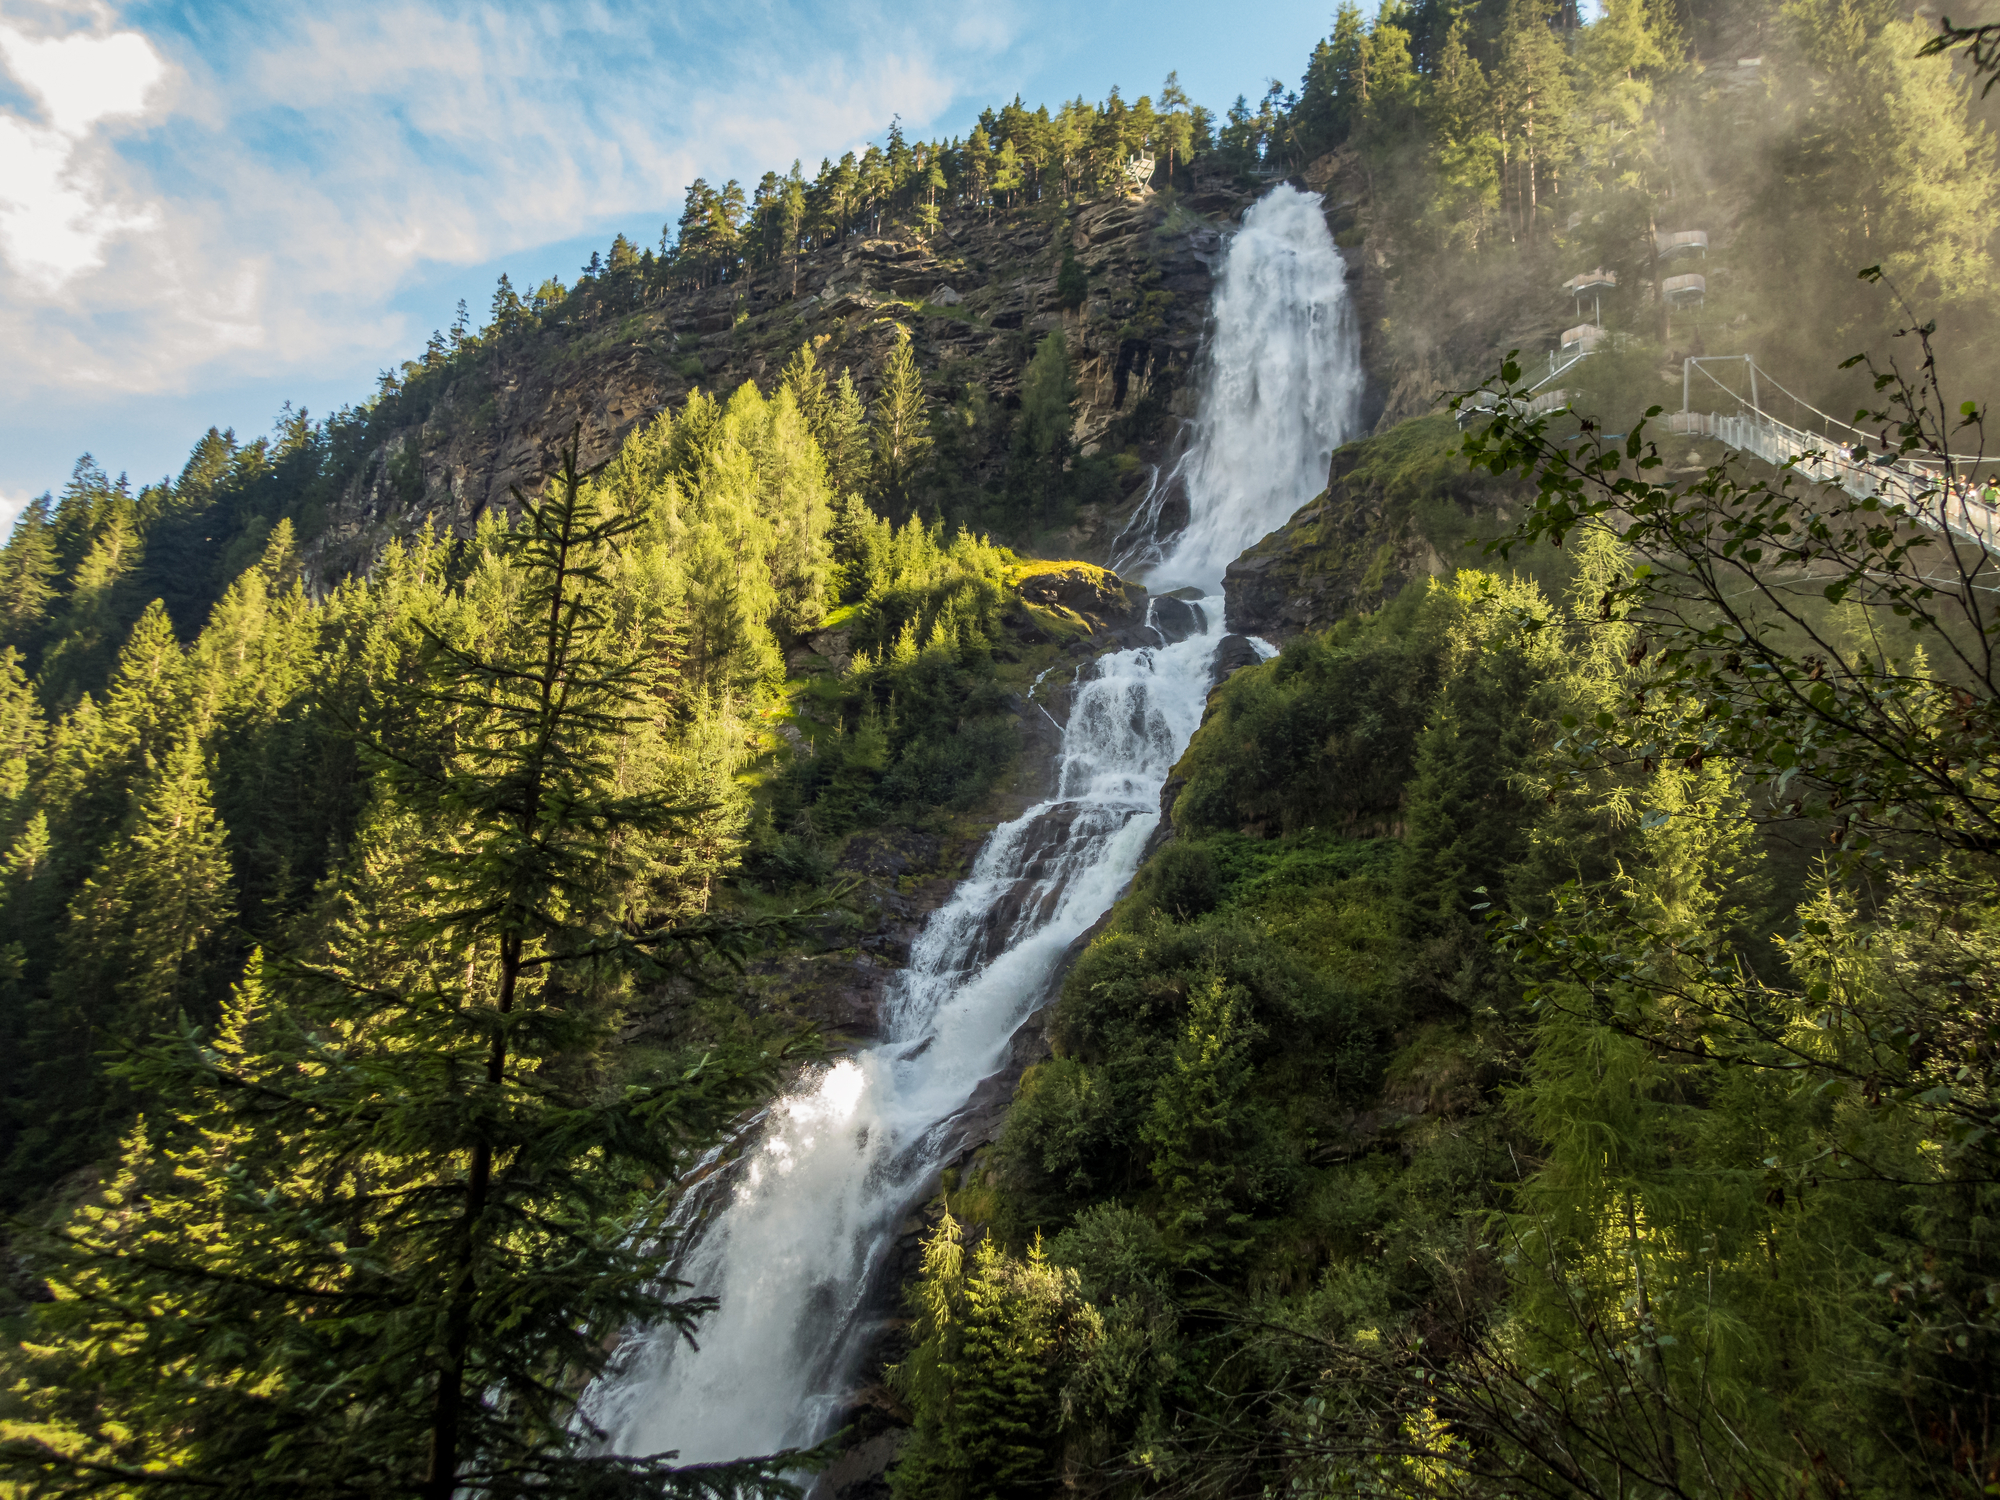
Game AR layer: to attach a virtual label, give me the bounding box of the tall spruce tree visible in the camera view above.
[1010,331,1078,526]
[0,497,61,659]
[870,325,933,519]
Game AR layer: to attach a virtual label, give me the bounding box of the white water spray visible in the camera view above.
[591,624,1220,1463]
[590,184,1368,1465]
[1116,184,1365,592]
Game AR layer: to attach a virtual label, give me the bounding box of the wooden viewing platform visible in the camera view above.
[1663,272,1706,304]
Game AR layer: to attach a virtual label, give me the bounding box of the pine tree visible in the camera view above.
[871,325,933,519]
[1497,0,1577,244]
[10,732,236,1186]
[0,646,42,826]
[37,501,145,710]
[1765,0,1997,311]
[890,1214,1094,1500]
[0,495,61,658]
[1157,72,1196,180]
[1424,17,1501,250]
[780,340,832,452]
[1327,3,1370,145]
[1010,331,1078,525]
[50,454,117,579]
[1054,241,1088,313]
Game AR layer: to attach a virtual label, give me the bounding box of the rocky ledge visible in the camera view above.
[1223,413,1524,642]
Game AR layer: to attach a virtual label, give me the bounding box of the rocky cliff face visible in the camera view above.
[302,176,1278,587]
[1222,413,1526,641]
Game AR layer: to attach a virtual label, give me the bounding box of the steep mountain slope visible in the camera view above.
[304,176,1274,586]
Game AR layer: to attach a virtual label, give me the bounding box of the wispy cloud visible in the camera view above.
[0,0,1334,502]
[0,0,970,407]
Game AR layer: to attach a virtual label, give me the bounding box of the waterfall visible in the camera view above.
[589,182,1366,1467]
[590,625,1221,1463]
[1115,183,1364,592]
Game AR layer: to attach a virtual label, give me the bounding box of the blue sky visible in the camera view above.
[0,0,1341,525]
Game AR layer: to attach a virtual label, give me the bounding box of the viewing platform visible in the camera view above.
[1663,272,1706,305]
[1563,268,1617,294]
[1561,323,1607,354]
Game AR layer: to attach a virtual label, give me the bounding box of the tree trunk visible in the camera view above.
[1648,209,1669,345]
[1524,100,1537,247]
[422,934,516,1500]
[421,465,570,1500]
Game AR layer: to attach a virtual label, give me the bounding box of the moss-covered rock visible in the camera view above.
[1008,559,1140,626]
[1222,414,1523,641]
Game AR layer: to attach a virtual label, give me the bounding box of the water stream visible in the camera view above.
[1114,183,1364,589]
[590,182,1366,1465]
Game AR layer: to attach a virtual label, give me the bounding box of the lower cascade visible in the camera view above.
[593,182,1366,1464]
[592,610,1225,1461]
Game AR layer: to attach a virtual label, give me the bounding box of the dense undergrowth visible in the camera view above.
[890,464,2000,1497]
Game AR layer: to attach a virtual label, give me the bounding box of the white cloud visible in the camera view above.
[0,485,34,538]
[0,21,161,133]
[0,14,164,287]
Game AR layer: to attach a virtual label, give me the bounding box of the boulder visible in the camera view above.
[1148,594,1207,644]
[1209,633,1264,689]
[859,239,926,262]
[929,284,964,305]
[815,290,877,320]
[801,626,854,672]
[1014,564,1135,620]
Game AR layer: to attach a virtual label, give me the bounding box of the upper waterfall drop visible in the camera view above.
[1122,184,1365,593]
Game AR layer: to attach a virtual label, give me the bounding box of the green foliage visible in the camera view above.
[1,451,807,1500]
[1130,838,1216,920]
[890,1212,1100,1500]
[757,515,1019,873]
[1009,331,1080,529]
[587,377,835,700]
[1171,588,1438,838]
[1430,326,2000,1491]
[870,325,933,520]
[1054,242,1088,312]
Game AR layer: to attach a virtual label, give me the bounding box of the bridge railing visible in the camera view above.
[1668,409,2000,548]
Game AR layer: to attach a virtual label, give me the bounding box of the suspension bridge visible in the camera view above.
[1462,348,1998,550]
[1664,353,1998,548]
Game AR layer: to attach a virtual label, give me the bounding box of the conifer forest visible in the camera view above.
[3,0,2000,1496]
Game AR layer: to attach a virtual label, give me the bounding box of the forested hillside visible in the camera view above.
[3,0,2000,1495]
